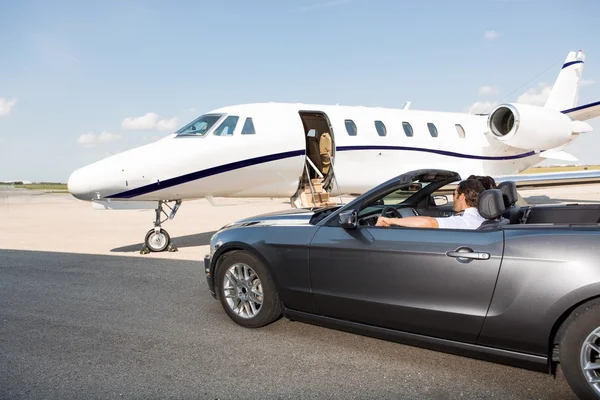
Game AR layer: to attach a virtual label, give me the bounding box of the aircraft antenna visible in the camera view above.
[480,58,561,114]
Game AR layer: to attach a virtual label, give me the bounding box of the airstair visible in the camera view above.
[291,152,343,208]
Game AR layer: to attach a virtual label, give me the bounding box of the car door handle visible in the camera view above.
[446,250,490,260]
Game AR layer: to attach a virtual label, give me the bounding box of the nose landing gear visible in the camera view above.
[144,227,171,252]
[141,200,181,253]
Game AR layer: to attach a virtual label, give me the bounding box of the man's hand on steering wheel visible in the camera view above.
[376,216,390,226]
[376,206,401,227]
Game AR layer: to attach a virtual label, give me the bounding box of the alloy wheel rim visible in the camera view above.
[580,326,600,395]
[222,262,263,319]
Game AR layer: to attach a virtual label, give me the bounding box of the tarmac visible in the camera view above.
[2,183,599,399]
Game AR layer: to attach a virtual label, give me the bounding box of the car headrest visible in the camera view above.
[497,181,518,207]
[478,189,505,219]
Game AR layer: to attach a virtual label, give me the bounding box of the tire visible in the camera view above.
[144,228,170,252]
[215,250,282,328]
[560,299,600,400]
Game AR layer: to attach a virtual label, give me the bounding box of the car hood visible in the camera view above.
[221,206,338,229]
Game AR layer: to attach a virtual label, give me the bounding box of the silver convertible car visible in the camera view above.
[203,169,600,399]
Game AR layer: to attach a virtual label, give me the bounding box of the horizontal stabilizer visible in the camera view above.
[562,100,600,121]
[572,120,594,133]
[539,150,578,162]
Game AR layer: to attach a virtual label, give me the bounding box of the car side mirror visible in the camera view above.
[432,195,448,206]
[338,209,358,229]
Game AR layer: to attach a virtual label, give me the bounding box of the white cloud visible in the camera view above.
[484,30,499,40]
[517,82,552,106]
[581,79,596,87]
[479,85,499,95]
[157,116,179,131]
[465,101,498,114]
[121,112,159,130]
[77,131,122,148]
[121,112,179,131]
[97,131,122,143]
[0,97,17,116]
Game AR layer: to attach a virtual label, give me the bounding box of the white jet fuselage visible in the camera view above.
[67,102,544,202]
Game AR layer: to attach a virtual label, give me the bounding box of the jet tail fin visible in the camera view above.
[544,50,585,111]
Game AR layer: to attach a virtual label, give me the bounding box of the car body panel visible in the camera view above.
[308,225,504,343]
[478,227,600,355]
[285,309,549,372]
[208,216,320,314]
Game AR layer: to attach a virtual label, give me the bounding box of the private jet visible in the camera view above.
[68,50,600,252]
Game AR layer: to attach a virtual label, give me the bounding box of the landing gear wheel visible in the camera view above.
[215,250,282,328]
[560,299,600,400]
[144,228,170,252]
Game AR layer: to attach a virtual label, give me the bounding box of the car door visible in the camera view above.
[308,224,504,344]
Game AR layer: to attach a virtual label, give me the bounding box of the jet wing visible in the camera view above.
[493,169,600,187]
[562,100,600,121]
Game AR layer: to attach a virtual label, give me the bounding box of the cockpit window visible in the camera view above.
[241,117,255,135]
[214,116,239,136]
[176,114,222,136]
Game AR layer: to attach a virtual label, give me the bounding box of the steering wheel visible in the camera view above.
[381,206,402,218]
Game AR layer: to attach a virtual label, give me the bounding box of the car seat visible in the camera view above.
[477,189,509,230]
[497,181,521,224]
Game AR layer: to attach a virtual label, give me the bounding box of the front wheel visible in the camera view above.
[215,250,282,328]
[145,228,170,252]
[560,299,600,400]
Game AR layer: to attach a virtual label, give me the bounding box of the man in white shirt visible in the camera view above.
[376,179,486,229]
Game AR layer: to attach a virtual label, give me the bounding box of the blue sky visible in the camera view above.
[1,0,599,182]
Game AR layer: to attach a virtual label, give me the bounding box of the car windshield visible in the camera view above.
[310,206,343,224]
[378,183,429,205]
[358,182,431,218]
[176,114,223,136]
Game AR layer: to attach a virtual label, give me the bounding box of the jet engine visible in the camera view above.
[487,103,576,150]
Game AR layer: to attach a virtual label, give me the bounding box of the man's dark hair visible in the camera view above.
[483,176,497,189]
[458,179,485,207]
[467,175,497,190]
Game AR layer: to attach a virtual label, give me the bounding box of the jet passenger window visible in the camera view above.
[345,120,357,136]
[375,120,386,136]
[176,114,222,136]
[402,122,413,137]
[455,124,466,138]
[427,123,438,137]
[214,116,239,136]
[241,118,255,135]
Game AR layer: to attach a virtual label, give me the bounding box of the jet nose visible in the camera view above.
[67,168,92,201]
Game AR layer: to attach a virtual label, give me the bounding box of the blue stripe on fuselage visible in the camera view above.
[336,146,536,160]
[106,146,537,199]
[106,149,306,199]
